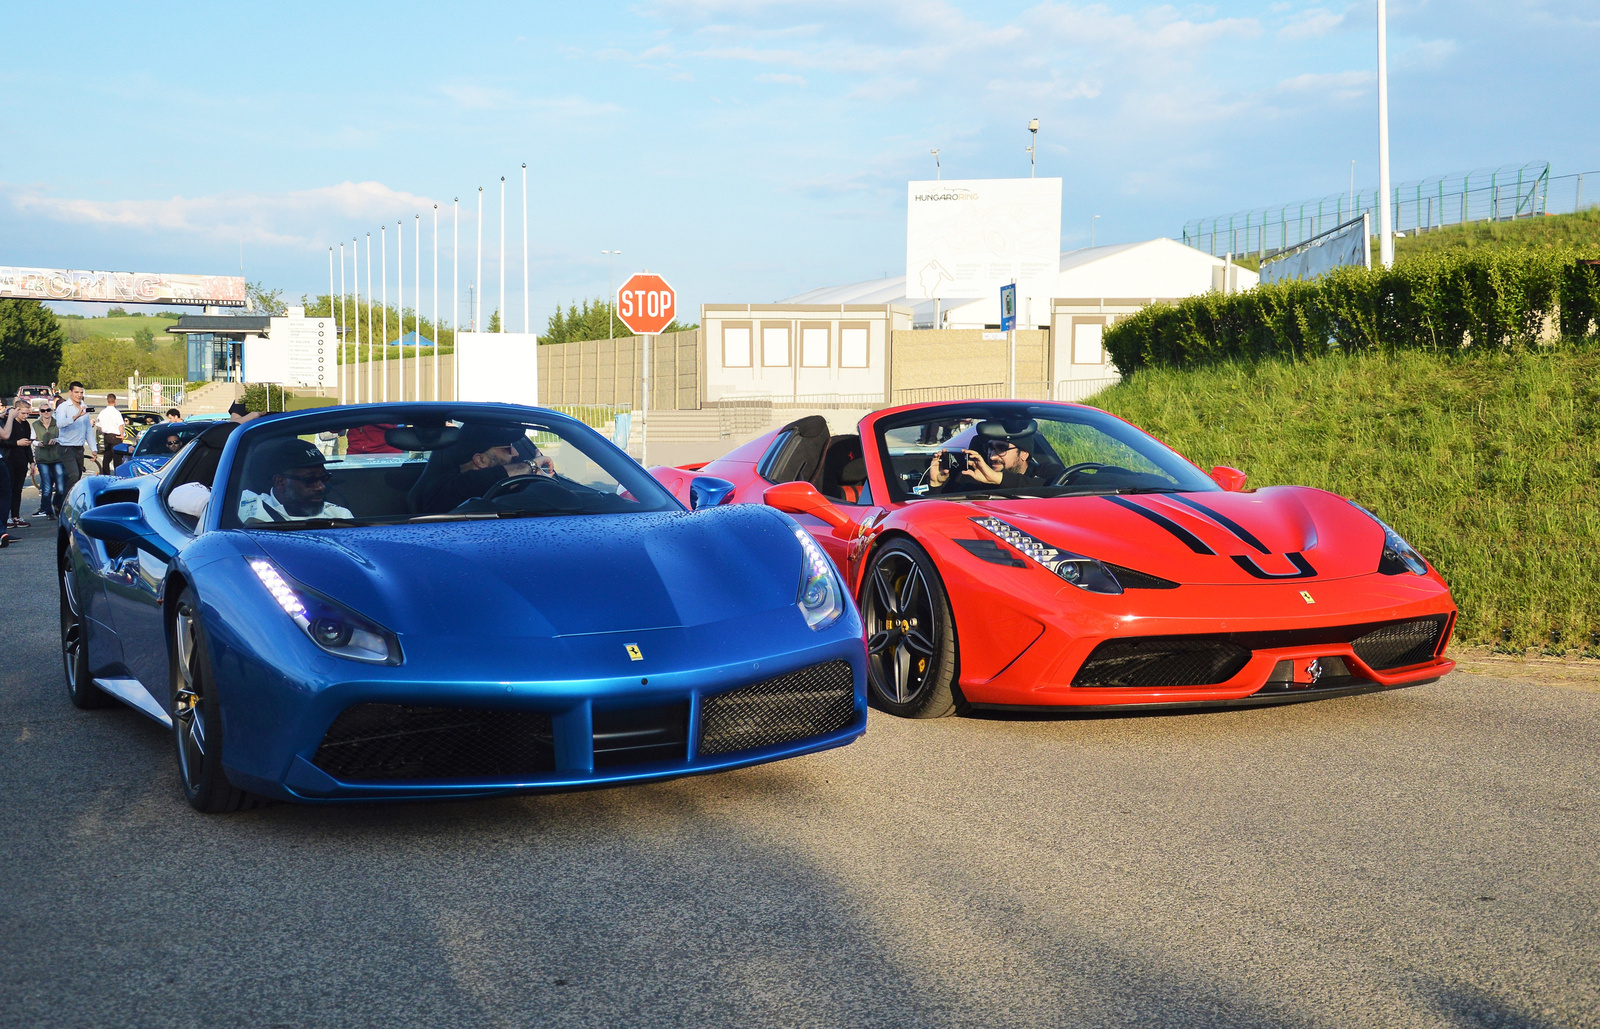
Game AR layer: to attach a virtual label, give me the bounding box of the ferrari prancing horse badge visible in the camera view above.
[625,644,644,661]
[1299,591,1315,604]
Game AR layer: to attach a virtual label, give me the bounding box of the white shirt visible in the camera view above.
[55,400,92,446]
[238,489,354,525]
[96,406,125,438]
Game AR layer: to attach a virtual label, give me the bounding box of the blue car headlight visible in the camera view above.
[971,516,1124,595]
[793,527,845,630]
[249,559,402,664]
[1351,504,1429,576]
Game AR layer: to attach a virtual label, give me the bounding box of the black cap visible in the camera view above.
[262,437,327,476]
[452,423,525,462]
[974,417,1039,451]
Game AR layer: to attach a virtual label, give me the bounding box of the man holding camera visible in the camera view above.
[928,418,1045,493]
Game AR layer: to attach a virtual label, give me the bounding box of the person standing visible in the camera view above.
[54,382,92,493]
[1,400,35,528]
[32,405,66,520]
[97,393,125,473]
[165,408,182,423]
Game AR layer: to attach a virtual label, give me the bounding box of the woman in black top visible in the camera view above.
[2,400,35,528]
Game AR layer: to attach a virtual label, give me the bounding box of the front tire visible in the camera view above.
[60,553,109,709]
[172,588,257,813]
[861,539,960,718]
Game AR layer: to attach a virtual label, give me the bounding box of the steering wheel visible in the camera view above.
[481,473,565,503]
[1050,462,1108,487]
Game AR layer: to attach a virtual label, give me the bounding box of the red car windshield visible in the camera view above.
[874,402,1219,502]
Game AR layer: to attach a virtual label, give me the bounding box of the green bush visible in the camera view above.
[0,299,67,398]
[1106,247,1600,374]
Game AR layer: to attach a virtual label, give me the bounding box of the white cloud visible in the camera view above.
[441,83,621,117]
[1277,69,1374,100]
[755,72,807,86]
[1279,8,1346,41]
[5,181,436,252]
[1399,38,1458,69]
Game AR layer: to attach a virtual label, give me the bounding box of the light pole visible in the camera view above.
[930,148,940,180]
[602,250,621,339]
[1376,0,1394,267]
[1091,215,1100,247]
[1027,118,1039,177]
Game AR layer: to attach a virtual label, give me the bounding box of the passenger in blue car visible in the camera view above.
[417,424,555,514]
[239,438,354,524]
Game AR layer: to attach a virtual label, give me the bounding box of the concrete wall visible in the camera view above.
[538,330,701,411]
[889,329,1051,401]
[701,304,910,403]
[338,351,455,403]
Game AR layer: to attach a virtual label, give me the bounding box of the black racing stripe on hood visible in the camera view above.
[1167,495,1271,554]
[1103,496,1215,555]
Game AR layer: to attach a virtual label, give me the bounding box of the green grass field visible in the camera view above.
[57,311,182,342]
[1090,344,1600,654]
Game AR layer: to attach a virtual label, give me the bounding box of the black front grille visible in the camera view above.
[1074,638,1252,688]
[313,704,555,781]
[593,702,689,767]
[1351,617,1448,670]
[699,660,856,757]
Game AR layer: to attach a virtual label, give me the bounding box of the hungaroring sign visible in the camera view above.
[0,266,246,306]
[616,273,676,335]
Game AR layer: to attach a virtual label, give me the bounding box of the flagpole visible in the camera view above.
[338,243,347,389]
[1377,0,1394,268]
[397,220,405,402]
[498,176,506,332]
[521,162,529,334]
[433,204,440,401]
[365,232,373,404]
[329,247,337,401]
[414,213,421,398]
[475,186,483,331]
[351,237,360,404]
[453,197,459,400]
[381,224,389,402]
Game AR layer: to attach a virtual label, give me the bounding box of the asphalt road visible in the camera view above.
[1,512,1595,1029]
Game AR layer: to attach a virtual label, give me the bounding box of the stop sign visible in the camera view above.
[616,273,676,335]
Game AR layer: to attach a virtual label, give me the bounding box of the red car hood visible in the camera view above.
[954,486,1386,585]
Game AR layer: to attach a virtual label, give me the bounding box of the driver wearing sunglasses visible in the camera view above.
[239,437,354,524]
[928,418,1044,492]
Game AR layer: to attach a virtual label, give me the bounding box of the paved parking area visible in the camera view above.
[1,514,1594,1028]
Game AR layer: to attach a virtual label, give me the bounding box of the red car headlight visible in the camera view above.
[970,516,1124,595]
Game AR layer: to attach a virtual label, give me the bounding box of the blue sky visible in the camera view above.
[2,1,1595,326]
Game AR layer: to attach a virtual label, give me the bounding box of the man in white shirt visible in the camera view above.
[96,393,125,473]
[238,437,354,524]
[53,382,92,492]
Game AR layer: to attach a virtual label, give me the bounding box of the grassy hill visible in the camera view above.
[1090,344,1600,655]
[57,310,183,343]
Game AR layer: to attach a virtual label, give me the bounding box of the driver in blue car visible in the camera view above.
[419,424,555,513]
[928,418,1044,493]
[239,438,355,524]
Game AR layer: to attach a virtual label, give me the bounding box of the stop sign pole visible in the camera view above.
[615,273,676,466]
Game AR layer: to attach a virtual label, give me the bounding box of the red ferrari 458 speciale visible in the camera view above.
[651,400,1456,717]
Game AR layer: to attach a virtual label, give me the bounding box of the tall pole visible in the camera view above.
[641,333,650,467]
[433,204,440,401]
[1028,118,1038,178]
[338,243,347,384]
[475,187,483,331]
[329,247,337,402]
[397,220,404,402]
[521,163,530,334]
[931,148,940,180]
[414,213,421,399]
[365,232,373,404]
[602,250,620,339]
[498,176,506,332]
[380,225,389,402]
[351,237,361,403]
[453,198,459,400]
[1377,0,1394,268]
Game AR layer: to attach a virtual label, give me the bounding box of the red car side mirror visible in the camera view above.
[763,481,855,537]
[1210,466,1247,491]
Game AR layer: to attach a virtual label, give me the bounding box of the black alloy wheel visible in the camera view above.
[862,539,960,718]
[60,553,109,709]
[171,588,257,813]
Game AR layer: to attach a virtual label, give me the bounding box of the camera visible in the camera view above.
[938,450,968,475]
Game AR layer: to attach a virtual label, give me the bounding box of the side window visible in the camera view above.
[755,431,794,482]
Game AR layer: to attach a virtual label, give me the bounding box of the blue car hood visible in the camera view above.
[246,505,803,639]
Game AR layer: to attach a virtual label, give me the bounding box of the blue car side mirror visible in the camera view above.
[78,503,179,561]
[114,442,133,454]
[689,476,736,511]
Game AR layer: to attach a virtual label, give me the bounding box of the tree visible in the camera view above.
[487,309,502,332]
[247,281,287,316]
[0,299,68,398]
[539,297,695,345]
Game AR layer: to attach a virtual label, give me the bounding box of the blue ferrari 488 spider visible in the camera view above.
[59,403,866,811]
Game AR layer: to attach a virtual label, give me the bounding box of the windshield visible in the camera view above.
[875,402,1219,502]
[218,408,678,530]
[135,423,205,456]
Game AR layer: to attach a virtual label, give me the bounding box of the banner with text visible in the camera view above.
[906,178,1062,301]
[0,267,246,307]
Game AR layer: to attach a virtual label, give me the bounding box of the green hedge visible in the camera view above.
[1105,247,1600,373]
[0,299,67,399]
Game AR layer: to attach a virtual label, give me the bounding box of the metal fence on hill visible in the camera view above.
[1183,162,1600,259]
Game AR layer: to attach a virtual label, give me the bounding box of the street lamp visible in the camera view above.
[930,148,940,180]
[602,250,622,339]
[1027,118,1039,178]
